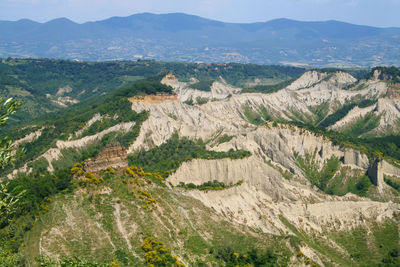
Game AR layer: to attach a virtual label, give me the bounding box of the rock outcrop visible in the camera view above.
[367,159,384,188]
[128,94,178,103]
[125,71,400,235]
[342,148,369,169]
[83,143,128,173]
[8,70,400,264]
[39,121,135,172]
[382,160,400,177]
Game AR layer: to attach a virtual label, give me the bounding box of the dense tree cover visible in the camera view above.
[0,59,145,124]
[0,76,157,176]
[358,134,400,161]
[296,154,343,192]
[314,67,369,80]
[295,148,374,197]
[379,248,400,266]
[0,183,26,228]
[318,99,377,128]
[0,97,22,167]
[190,80,214,92]
[164,62,304,86]
[0,58,306,125]
[129,133,251,176]
[0,58,162,97]
[36,255,118,267]
[215,246,278,267]
[0,99,147,176]
[384,177,400,192]
[115,80,173,97]
[243,76,299,94]
[6,169,72,215]
[366,66,400,82]
[0,169,73,265]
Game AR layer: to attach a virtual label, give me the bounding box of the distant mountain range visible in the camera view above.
[1,13,400,67]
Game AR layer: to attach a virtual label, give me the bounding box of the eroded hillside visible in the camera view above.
[2,67,400,266]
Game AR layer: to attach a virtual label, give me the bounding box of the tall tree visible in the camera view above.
[0,97,25,225]
[0,97,22,168]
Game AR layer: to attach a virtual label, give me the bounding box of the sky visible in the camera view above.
[0,0,400,28]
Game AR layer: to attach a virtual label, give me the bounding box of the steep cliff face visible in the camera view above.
[124,71,400,238]
[161,70,391,133]
[382,160,400,177]
[43,121,135,172]
[375,97,400,132]
[167,152,395,235]
[367,159,385,194]
[128,84,371,174]
[84,143,128,173]
[343,148,369,169]
[128,94,178,103]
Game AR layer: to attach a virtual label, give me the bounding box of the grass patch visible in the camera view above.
[309,102,330,125]
[216,134,233,145]
[331,220,400,266]
[341,111,381,137]
[279,216,351,266]
[326,167,373,197]
[296,153,374,197]
[196,96,209,105]
[319,99,377,129]
[168,113,177,120]
[243,105,263,125]
[385,176,400,192]
[20,169,292,266]
[295,152,340,191]
[243,105,273,125]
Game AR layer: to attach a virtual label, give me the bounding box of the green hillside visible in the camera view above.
[0,58,304,126]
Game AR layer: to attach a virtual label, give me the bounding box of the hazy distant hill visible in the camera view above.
[1,12,400,66]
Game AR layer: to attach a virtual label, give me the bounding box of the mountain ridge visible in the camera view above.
[3,13,391,29]
[1,13,399,66]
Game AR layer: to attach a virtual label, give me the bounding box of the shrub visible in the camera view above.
[216,246,278,266]
[107,166,116,174]
[141,235,185,266]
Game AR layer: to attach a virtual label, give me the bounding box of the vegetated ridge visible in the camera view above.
[1,13,400,66]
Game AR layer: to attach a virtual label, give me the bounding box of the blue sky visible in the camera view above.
[0,0,399,27]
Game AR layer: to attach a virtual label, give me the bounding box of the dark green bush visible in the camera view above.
[129,133,250,176]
